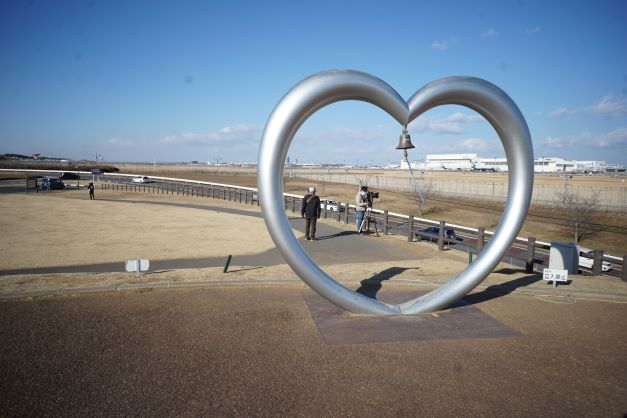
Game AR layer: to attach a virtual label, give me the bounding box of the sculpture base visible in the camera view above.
[303,290,521,346]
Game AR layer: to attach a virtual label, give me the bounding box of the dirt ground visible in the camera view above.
[0,189,476,294]
[1,189,624,300]
[0,192,278,270]
[114,164,627,255]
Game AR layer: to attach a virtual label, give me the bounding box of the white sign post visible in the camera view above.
[125,259,150,277]
[543,268,568,288]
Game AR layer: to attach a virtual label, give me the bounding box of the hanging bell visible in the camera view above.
[396,127,415,150]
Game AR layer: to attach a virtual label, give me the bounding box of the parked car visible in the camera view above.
[578,247,613,272]
[41,178,65,190]
[320,199,345,212]
[415,226,462,242]
[59,172,80,180]
[132,176,150,183]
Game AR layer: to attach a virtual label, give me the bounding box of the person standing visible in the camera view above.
[301,186,321,241]
[355,186,369,233]
[88,182,95,200]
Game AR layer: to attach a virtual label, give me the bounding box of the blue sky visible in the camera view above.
[1,0,626,165]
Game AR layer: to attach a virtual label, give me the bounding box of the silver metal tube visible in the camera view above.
[258,70,533,315]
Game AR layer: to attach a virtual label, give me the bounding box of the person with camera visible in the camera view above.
[355,185,369,234]
[301,186,321,241]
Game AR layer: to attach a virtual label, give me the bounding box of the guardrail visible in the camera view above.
[3,168,625,280]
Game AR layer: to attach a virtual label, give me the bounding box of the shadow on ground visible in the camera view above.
[356,267,419,300]
[461,273,544,306]
[317,230,357,240]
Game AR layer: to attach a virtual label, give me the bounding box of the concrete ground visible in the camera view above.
[1,190,626,416]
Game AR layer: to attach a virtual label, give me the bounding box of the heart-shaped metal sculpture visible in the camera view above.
[258,69,533,314]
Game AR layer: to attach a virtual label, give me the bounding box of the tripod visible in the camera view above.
[358,208,380,237]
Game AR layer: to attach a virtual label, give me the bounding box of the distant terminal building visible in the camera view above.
[398,154,623,173]
[424,154,477,171]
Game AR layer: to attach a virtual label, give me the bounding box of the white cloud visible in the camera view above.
[424,137,495,153]
[481,28,498,38]
[432,40,449,50]
[160,124,262,145]
[525,26,541,35]
[407,112,484,134]
[587,95,627,116]
[547,106,577,118]
[296,126,385,144]
[447,112,483,123]
[107,137,134,146]
[457,138,492,151]
[431,37,459,51]
[541,127,627,149]
[409,116,464,134]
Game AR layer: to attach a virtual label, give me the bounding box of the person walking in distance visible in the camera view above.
[88,182,95,200]
[301,186,321,241]
[355,185,368,234]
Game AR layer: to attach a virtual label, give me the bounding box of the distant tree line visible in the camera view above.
[0,155,119,173]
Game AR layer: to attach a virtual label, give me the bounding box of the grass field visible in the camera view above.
[114,164,627,256]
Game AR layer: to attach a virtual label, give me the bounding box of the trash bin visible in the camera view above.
[549,242,579,274]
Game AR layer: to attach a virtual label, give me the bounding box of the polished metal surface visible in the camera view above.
[396,127,415,150]
[258,69,533,314]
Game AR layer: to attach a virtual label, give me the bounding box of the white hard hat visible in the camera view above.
[308,186,315,193]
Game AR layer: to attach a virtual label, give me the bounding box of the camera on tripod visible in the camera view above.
[365,190,379,207]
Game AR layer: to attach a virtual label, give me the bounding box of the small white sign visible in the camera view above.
[543,268,568,283]
[125,259,150,273]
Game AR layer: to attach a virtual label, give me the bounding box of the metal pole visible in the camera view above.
[477,227,485,254]
[526,237,536,273]
[438,221,445,251]
[383,210,389,235]
[223,255,233,273]
[407,215,414,242]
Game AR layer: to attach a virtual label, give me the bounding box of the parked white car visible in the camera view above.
[132,176,150,183]
[320,199,344,212]
[578,247,613,271]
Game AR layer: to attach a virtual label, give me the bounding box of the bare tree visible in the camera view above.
[412,177,435,215]
[483,211,499,228]
[555,185,601,243]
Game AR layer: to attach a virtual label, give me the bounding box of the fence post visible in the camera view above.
[438,220,445,251]
[526,237,536,273]
[383,210,389,235]
[593,249,604,275]
[477,227,485,254]
[407,215,414,242]
[344,206,349,224]
[622,255,626,282]
[337,204,341,222]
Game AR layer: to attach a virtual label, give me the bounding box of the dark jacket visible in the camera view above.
[301,194,321,218]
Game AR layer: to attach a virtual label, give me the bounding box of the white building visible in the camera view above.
[395,154,619,173]
[424,154,477,171]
